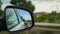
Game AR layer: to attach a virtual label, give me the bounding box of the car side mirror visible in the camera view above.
[4,6,34,32]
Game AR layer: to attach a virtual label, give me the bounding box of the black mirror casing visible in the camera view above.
[3,6,34,32]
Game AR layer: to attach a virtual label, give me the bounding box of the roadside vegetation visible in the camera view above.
[34,11,60,23]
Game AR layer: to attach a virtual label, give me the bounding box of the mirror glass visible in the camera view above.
[6,8,32,31]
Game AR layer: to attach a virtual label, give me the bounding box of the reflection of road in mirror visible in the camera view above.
[9,20,32,31]
[10,21,25,31]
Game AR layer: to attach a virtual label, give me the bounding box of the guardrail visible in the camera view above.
[34,23,60,31]
[35,23,60,27]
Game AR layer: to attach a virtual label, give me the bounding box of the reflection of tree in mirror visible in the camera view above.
[21,16,25,22]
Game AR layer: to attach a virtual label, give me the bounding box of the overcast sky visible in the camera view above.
[27,0,60,13]
[1,0,60,13]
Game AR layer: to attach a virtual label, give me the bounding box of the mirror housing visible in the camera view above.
[3,6,34,32]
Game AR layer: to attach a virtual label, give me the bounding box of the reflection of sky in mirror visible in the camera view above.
[16,9,31,20]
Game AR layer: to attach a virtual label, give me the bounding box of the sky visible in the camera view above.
[16,9,31,20]
[27,0,60,13]
[1,0,60,13]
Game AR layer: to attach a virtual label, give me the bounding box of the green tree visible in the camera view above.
[39,16,49,22]
[48,16,55,23]
[51,11,56,15]
[34,17,40,22]
[11,0,35,12]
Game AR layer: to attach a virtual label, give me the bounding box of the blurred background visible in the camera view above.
[0,0,60,34]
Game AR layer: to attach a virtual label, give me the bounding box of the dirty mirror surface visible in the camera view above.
[6,8,32,31]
